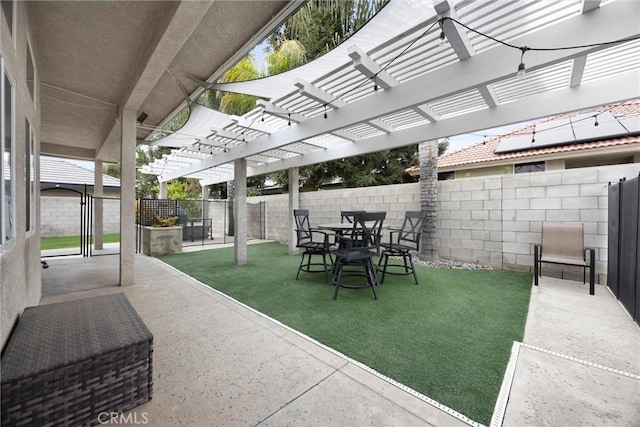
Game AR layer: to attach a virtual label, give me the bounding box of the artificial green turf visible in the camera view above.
[160,241,531,425]
[41,233,120,250]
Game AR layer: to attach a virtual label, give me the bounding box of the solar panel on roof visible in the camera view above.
[494,110,638,154]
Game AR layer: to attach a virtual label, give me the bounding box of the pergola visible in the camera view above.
[138,0,639,265]
[142,0,639,187]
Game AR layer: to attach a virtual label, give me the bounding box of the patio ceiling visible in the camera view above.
[141,0,640,186]
[28,1,300,163]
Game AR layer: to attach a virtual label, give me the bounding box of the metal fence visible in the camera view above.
[607,173,640,325]
[136,198,265,253]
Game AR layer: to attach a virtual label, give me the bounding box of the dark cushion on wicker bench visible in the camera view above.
[1,293,153,426]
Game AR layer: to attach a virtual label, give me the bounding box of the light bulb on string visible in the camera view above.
[288,113,291,126]
[373,75,378,92]
[594,115,599,127]
[516,47,529,80]
[323,105,327,119]
[439,30,446,47]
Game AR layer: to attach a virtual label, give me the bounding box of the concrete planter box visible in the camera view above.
[142,226,182,256]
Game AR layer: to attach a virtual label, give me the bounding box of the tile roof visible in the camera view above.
[435,99,640,170]
[40,158,121,187]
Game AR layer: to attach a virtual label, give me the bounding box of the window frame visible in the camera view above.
[1,57,16,247]
[25,118,34,234]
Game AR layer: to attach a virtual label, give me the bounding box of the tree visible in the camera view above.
[266,38,307,75]
[279,0,387,61]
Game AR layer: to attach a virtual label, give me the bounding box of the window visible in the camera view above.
[1,59,15,244]
[514,161,545,174]
[26,37,36,102]
[25,119,34,232]
[1,0,13,38]
[437,171,455,181]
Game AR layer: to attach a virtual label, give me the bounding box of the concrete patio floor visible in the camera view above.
[39,249,639,426]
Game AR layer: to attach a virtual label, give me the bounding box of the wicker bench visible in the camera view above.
[1,293,153,426]
[533,222,596,295]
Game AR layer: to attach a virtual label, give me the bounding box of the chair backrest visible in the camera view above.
[293,209,312,246]
[341,210,366,223]
[397,211,428,251]
[541,222,585,262]
[351,211,386,251]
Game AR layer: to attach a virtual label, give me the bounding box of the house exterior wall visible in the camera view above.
[1,3,42,349]
[40,196,120,237]
[248,163,640,285]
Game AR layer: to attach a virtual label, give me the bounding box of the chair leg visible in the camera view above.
[296,252,307,280]
[533,245,539,286]
[322,253,330,283]
[332,260,343,300]
[366,259,379,300]
[407,253,418,285]
[380,253,389,284]
[588,248,595,295]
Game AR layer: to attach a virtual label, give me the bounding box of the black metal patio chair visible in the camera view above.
[377,211,427,285]
[331,211,386,300]
[294,209,334,283]
[340,210,366,223]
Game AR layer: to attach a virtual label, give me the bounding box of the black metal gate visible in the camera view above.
[607,174,640,325]
[41,185,91,257]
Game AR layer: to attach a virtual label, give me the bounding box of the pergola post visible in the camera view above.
[201,184,209,219]
[419,140,439,261]
[93,159,104,250]
[234,159,247,265]
[288,167,299,255]
[120,108,136,286]
[159,181,168,199]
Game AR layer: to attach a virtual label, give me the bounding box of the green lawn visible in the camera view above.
[41,233,120,250]
[160,242,531,425]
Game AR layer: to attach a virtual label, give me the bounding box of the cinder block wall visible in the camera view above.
[41,197,120,237]
[249,163,640,283]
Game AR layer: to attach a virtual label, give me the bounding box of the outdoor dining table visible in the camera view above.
[316,223,356,232]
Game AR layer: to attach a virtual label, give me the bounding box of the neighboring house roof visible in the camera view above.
[40,158,120,188]
[404,99,640,175]
[436,99,640,170]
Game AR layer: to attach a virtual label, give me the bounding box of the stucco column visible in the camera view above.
[288,168,299,255]
[94,159,104,250]
[120,108,136,286]
[233,159,247,265]
[159,181,167,199]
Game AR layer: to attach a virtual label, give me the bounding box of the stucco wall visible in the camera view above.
[249,163,640,284]
[1,3,42,349]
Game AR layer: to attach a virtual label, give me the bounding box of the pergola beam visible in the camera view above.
[294,78,346,108]
[159,1,638,182]
[435,0,475,61]
[257,100,305,123]
[348,45,398,89]
[241,70,638,180]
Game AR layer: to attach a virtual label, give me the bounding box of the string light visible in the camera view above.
[373,75,378,92]
[531,126,536,144]
[438,29,446,47]
[162,15,639,156]
[594,115,599,127]
[517,47,529,80]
